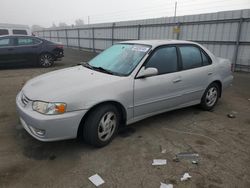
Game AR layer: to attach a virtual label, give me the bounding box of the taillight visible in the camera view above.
[56,45,64,49]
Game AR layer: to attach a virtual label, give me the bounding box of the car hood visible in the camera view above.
[22,65,125,102]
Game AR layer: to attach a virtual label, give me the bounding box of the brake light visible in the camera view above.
[56,45,64,49]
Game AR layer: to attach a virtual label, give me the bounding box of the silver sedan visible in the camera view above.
[16,40,233,147]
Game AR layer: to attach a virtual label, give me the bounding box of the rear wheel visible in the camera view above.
[39,53,54,67]
[83,104,120,147]
[200,83,219,110]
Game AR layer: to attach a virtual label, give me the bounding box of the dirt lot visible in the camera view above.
[0,48,250,188]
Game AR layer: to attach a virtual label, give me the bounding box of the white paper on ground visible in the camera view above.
[161,149,167,153]
[160,182,173,188]
[152,159,167,165]
[180,173,192,181]
[88,174,105,186]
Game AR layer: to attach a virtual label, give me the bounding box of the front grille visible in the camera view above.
[21,93,30,106]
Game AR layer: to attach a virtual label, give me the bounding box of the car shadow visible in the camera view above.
[16,105,207,161]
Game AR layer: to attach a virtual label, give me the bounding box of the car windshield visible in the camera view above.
[88,43,151,76]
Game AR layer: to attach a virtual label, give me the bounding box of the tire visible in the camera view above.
[39,53,54,67]
[83,104,121,147]
[200,82,220,111]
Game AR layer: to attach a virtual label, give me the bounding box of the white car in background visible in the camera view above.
[16,40,233,147]
[0,23,31,36]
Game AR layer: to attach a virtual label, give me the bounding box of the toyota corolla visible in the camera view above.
[16,40,233,147]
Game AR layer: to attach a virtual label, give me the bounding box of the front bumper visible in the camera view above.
[16,92,87,142]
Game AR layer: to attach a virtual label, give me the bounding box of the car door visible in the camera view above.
[0,37,16,65]
[13,36,41,64]
[133,46,184,118]
[176,45,213,104]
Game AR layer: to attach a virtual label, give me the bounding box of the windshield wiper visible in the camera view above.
[92,66,115,75]
[81,62,94,70]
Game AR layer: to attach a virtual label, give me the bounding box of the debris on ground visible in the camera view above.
[160,182,173,188]
[180,173,192,181]
[161,149,167,153]
[227,111,238,118]
[152,159,167,165]
[160,145,167,153]
[192,160,198,164]
[227,113,235,118]
[88,174,105,186]
[173,152,199,162]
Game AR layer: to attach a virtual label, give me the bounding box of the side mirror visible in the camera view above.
[137,67,158,78]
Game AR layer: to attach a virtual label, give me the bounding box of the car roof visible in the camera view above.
[0,35,43,40]
[120,40,198,47]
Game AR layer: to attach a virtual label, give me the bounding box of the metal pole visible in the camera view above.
[88,16,90,25]
[65,29,69,47]
[233,17,243,71]
[174,1,177,19]
[176,23,180,40]
[92,28,95,52]
[57,30,59,42]
[111,23,115,45]
[77,28,80,49]
[138,24,141,40]
[49,30,52,41]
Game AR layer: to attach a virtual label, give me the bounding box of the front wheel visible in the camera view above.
[200,83,219,111]
[83,104,120,147]
[39,53,54,67]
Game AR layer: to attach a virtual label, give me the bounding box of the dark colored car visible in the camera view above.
[0,35,64,67]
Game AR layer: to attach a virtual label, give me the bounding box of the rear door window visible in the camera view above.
[201,50,211,66]
[0,38,10,47]
[179,46,202,70]
[0,29,9,35]
[17,38,33,46]
[13,29,28,35]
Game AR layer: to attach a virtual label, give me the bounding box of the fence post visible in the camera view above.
[77,28,80,49]
[65,29,68,47]
[233,17,243,71]
[138,24,141,40]
[176,23,181,40]
[57,30,59,42]
[92,27,95,52]
[111,23,115,45]
[49,30,52,41]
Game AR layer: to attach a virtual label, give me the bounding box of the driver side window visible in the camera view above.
[145,46,178,75]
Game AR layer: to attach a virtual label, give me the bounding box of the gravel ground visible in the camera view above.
[0,48,250,188]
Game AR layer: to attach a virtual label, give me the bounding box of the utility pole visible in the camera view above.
[88,16,90,25]
[174,1,177,19]
[173,1,180,39]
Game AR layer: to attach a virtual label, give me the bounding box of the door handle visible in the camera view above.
[208,72,213,75]
[172,78,182,83]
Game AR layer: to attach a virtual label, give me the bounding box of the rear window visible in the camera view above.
[0,29,9,35]
[0,38,10,46]
[13,29,27,35]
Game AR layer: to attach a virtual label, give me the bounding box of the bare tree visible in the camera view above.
[58,22,68,27]
[75,19,84,26]
[51,22,57,28]
[31,25,44,32]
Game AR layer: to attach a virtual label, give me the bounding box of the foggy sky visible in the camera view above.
[1,0,249,27]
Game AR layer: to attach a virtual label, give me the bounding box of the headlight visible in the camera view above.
[32,101,66,115]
